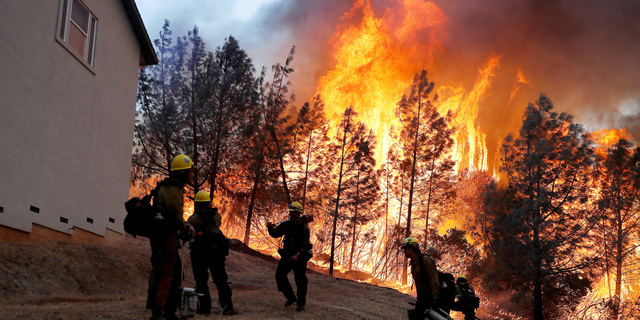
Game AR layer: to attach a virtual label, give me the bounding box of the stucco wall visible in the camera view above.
[0,0,141,237]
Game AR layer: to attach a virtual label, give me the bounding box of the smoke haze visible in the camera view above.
[252,0,640,143]
[137,0,640,144]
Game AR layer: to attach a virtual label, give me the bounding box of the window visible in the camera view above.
[58,0,97,66]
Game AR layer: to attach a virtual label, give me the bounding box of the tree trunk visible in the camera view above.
[382,161,390,277]
[349,217,357,271]
[302,130,313,205]
[612,209,623,319]
[423,155,436,248]
[270,128,291,203]
[330,110,351,276]
[244,170,261,245]
[208,97,225,198]
[533,209,543,320]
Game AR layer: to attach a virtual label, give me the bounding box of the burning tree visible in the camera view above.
[256,47,301,204]
[484,94,599,319]
[328,106,377,276]
[593,138,640,318]
[341,135,381,271]
[393,69,455,285]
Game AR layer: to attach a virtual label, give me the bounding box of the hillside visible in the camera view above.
[0,237,417,320]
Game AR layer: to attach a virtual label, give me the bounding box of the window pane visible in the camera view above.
[59,0,68,39]
[68,23,87,57]
[87,17,97,65]
[71,0,89,33]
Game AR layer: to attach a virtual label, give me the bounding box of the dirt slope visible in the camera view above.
[0,237,416,320]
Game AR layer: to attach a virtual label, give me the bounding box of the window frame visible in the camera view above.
[56,0,98,71]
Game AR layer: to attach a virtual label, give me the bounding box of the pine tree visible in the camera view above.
[342,135,380,270]
[257,47,299,204]
[204,36,256,200]
[132,21,186,187]
[328,106,375,276]
[485,94,599,319]
[393,69,455,284]
[594,138,640,318]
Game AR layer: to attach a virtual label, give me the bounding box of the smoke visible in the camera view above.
[251,0,640,144]
[432,0,640,143]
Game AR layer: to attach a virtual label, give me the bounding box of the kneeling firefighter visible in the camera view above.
[452,275,480,320]
[187,191,236,316]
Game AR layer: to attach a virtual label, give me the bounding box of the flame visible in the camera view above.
[592,128,630,146]
[509,67,531,104]
[591,128,631,158]
[316,0,503,173]
[437,55,501,171]
[316,0,447,161]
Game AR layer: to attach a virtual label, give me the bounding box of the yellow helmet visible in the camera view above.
[194,190,210,202]
[458,275,468,281]
[289,202,303,212]
[171,154,193,171]
[401,237,419,249]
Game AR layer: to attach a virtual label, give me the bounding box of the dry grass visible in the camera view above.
[0,237,416,319]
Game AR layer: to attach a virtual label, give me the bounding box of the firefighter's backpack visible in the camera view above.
[418,254,456,312]
[438,271,457,312]
[124,188,158,238]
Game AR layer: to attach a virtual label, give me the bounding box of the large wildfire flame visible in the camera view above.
[316,0,447,164]
[315,0,523,173]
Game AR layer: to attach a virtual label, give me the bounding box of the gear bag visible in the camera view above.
[437,271,456,313]
[417,254,456,313]
[124,185,160,238]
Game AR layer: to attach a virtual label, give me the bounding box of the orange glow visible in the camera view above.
[592,128,630,146]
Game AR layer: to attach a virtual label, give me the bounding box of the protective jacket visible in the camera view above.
[188,207,227,256]
[268,219,310,258]
[268,217,311,308]
[411,254,440,297]
[453,282,479,320]
[187,206,233,314]
[154,178,189,235]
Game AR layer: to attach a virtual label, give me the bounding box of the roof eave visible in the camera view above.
[121,0,158,66]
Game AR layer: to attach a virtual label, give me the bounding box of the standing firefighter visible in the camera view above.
[402,237,443,320]
[452,275,480,320]
[187,191,236,316]
[267,202,312,312]
[147,154,195,320]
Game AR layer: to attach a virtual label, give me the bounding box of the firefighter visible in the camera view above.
[452,275,479,320]
[147,154,195,320]
[267,202,312,312]
[187,191,236,316]
[402,237,440,320]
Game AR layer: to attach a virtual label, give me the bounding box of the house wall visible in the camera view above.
[0,0,141,241]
